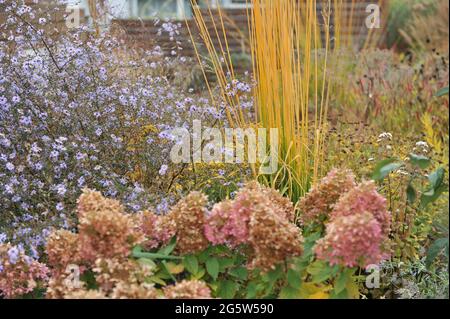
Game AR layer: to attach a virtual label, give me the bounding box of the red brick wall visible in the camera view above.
[112,1,389,56]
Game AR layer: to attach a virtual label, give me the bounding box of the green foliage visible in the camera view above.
[426,238,449,268]
[435,86,449,97]
[372,156,448,209]
[372,159,404,181]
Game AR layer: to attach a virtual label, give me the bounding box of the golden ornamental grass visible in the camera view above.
[186,0,382,201]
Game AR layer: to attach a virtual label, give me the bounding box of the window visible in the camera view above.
[221,0,250,8]
[136,0,191,19]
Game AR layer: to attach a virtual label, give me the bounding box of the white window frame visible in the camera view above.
[220,0,250,9]
[131,0,190,19]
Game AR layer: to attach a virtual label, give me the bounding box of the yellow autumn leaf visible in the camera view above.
[165,262,185,275]
[308,291,330,299]
[298,282,332,299]
[345,280,360,299]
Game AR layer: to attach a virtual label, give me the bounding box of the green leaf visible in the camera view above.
[217,257,235,272]
[246,282,258,299]
[303,232,321,256]
[334,269,353,294]
[197,247,212,263]
[279,285,301,299]
[409,153,431,169]
[217,280,238,299]
[157,237,177,256]
[287,268,302,289]
[307,261,334,284]
[148,275,166,286]
[229,267,248,281]
[406,183,417,204]
[160,261,176,282]
[206,257,220,281]
[264,265,283,284]
[131,246,183,261]
[372,159,404,181]
[435,86,449,97]
[183,255,199,275]
[137,258,157,269]
[429,168,445,190]
[426,238,449,268]
[421,184,448,208]
[191,267,206,280]
[312,268,333,284]
[330,288,349,299]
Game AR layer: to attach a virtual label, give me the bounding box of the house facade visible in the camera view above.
[1,1,387,68]
[68,0,249,19]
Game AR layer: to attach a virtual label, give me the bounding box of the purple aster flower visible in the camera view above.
[56,202,64,211]
[55,184,67,196]
[159,164,168,176]
[5,162,15,171]
[7,246,20,264]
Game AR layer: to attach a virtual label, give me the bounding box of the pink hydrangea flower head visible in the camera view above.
[169,192,209,254]
[331,181,391,236]
[248,199,303,271]
[139,211,176,249]
[204,200,237,245]
[76,188,124,218]
[46,230,80,276]
[299,168,357,225]
[0,243,49,298]
[77,190,144,263]
[314,212,389,268]
[164,280,211,299]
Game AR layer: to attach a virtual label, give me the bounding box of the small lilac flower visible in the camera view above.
[19,116,32,126]
[55,184,67,196]
[7,246,20,264]
[159,164,168,176]
[12,96,21,104]
[95,128,103,136]
[5,162,15,171]
[56,203,64,211]
[0,233,7,244]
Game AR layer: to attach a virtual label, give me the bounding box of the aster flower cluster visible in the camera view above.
[204,182,303,271]
[0,0,242,255]
[298,168,357,225]
[0,243,49,298]
[311,176,391,268]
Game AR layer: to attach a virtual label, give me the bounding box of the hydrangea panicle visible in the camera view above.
[45,229,80,276]
[77,189,145,263]
[169,192,209,254]
[298,168,357,225]
[314,212,389,267]
[163,280,211,299]
[331,181,391,236]
[139,210,176,249]
[0,243,49,298]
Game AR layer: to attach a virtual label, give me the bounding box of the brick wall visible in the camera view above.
[112,1,389,57]
[2,1,388,63]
